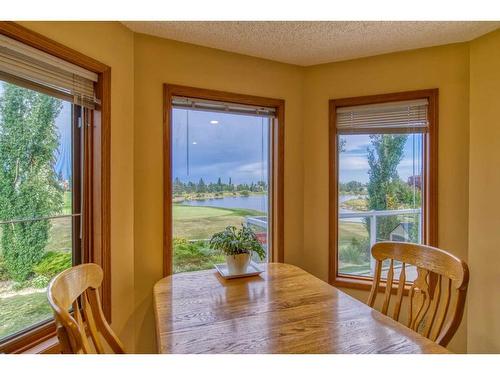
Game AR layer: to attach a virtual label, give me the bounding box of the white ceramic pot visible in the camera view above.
[226,253,251,274]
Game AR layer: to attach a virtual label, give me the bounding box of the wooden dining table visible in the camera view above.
[153,263,449,354]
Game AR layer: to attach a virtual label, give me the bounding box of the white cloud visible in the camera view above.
[342,134,371,152]
[234,162,268,174]
[339,154,369,171]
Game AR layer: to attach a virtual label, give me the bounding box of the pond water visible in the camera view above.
[181,194,268,213]
[180,194,365,214]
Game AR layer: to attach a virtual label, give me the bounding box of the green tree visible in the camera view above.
[173,177,184,196]
[366,134,408,241]
[340,180,365,194]
[0,83,63,281]
[197,178,206,193]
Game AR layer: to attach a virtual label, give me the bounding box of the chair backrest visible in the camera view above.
[47,263,125,354]
[367,242,469,347]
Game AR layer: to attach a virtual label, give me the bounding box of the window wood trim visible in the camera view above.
[163,84,285,276]
[0,21,111,354]
[328,89,438,288]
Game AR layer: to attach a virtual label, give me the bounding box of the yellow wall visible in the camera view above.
[16,22,500,354]
[133,33,305,352]
[302,43,471,353]
[468,29,500,353]
[18,22,137,352]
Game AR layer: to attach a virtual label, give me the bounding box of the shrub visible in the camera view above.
[339,238,369,265]
[0,256,9,281]
[30,274,51,289]
[33,251,72,279]
[239,190,250,197]
[173,237,188,246]
[173,239,224,273]
[1,220,53,282]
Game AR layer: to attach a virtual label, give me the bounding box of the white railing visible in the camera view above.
[246,216,267,228]
[340,208,421,273]
[244,208,422,273]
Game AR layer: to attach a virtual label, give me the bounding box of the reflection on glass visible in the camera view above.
[337,133,423,281]
[171,108,270,273]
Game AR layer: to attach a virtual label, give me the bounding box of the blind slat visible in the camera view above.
[336,99,429,133]
[0,34,97,108]
[172,96,276,118]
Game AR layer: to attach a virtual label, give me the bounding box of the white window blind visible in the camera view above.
[172,96,276,117]
[336,99,429,134]
[0,34,98,108]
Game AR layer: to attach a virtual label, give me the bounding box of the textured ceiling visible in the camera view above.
[122,21,500,66]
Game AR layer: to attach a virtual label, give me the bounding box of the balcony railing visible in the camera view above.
[339,208,422,274]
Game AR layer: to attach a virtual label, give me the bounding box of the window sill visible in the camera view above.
[332,275,374,291]
[0,321,57,354]
[331,274,410,296]
[21,335,60,354]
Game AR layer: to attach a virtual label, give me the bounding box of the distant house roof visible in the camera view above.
[391,222,415,234]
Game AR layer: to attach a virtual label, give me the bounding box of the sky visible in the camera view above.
[2,81,422,186]
[172,108,270,185]
[54,101,72,180]
[339,133,423,184]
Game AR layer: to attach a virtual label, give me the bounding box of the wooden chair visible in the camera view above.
[47,263,125,354]
[367,242,469,347]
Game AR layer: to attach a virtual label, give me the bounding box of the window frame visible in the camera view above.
[163,84,285,276]
[0,21,111,354]
[329,89,438,290]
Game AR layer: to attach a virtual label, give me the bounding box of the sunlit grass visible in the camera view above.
[173,205,264,273]
[173,204,264,240]
[0,292,51,340]
[339,221,368,245]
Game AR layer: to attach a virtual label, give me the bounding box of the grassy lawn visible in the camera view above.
[0,291,51,339]
[173,204,264,240]
[47,216,72,253]
[172,204,264,273]
[338,220,370,274]
[339,221,368,246]
[62,191,72,214]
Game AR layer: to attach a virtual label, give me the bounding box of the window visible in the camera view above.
[0,83,79,343]
[164,85,284,275]
[329,90,438,289]
[0,22,110,353]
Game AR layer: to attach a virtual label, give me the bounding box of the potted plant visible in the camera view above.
[209,225,266,274]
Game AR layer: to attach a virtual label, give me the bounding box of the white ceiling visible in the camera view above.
[122,21,500,66]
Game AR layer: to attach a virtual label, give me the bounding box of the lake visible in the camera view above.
[180,194,268,212]
[180,194,365,214]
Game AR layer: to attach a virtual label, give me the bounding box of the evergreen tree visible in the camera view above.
[0,83,63,281]
[187,181,196,193]
[173,177,184,196]
[197,178,206,193]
